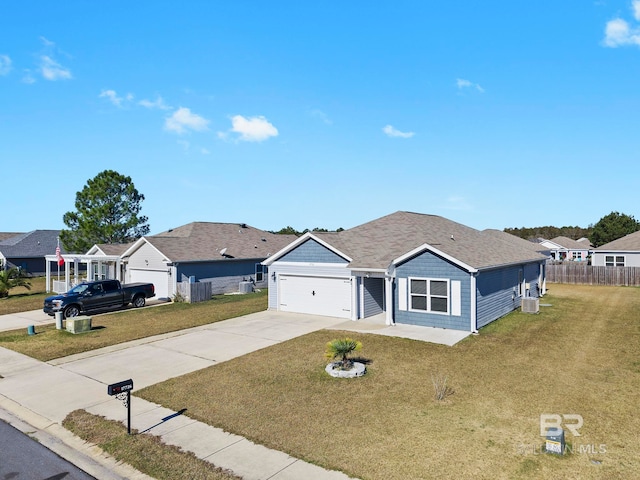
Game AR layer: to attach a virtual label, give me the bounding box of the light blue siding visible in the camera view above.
[278,239,348,264]
[475,262,543,329]
[363,277,384,317]
[394,251,471,331]
[176,259,266,295]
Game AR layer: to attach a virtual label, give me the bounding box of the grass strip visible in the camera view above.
[0,290,267,361]
[63,409,240,480]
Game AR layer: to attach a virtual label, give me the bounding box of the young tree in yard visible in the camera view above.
[60,170,150,253]
[589,211,640,247]
[0,264,31,298]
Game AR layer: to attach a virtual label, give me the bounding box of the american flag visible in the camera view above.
[56,245,64,266]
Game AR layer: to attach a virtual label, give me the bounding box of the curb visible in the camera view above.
[0,394,153,480]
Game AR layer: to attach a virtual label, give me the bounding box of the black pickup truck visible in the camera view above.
[44,279,156,318]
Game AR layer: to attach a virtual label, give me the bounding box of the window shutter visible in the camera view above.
[398,278,407,311]
[451,280,461,316]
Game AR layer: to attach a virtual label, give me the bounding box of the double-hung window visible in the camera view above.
[409,278,449,314]
[255,263,268,282]
[605,255,625,267]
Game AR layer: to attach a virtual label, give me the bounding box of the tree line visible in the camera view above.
[57,170,640,252]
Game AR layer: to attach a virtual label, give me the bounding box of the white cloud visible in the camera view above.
[310,109,332,125]
[603,17,640,47]
[39,36,55,47]
[456,78,484,93]
[222,115,278,142]
[200,147,211,155]
[442,195,474,211]
[98,89,133,107]
[40,55,72,81]
[0,55,12,76]
[165,107,210,134]
[22,70,36,84]
[382,125,415,138]
[603,1,640,47]
[139,96,171,110]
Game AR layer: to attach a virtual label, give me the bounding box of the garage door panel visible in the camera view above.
[128,269,169,299]
[279,275,351,319]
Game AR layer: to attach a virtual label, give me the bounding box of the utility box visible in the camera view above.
[545,427,565,455]
[521,297,539,314]
[66,316,92,334]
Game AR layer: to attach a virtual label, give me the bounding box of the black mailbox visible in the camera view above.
[108,379,133,396]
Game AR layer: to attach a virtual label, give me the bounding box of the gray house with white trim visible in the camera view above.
[591,230,640,267]
[0,230,66,275]
[120,222,297,299]
[263,212,547,332]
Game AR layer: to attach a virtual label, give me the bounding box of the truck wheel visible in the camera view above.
[132,296,146,308]
[64,305,80,319]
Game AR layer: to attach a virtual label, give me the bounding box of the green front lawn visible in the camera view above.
[0,276,48,315]
[0,290,267,361]
[135,285,640,480]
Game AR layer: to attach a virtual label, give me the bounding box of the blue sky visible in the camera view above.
[2,1,640,235]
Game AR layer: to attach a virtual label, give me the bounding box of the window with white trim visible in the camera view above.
[572,251,582,260]
[409,278,449,314]
[605,255,625,267]
[255,263,268,282]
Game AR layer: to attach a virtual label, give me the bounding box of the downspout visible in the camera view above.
[470,273,478,333]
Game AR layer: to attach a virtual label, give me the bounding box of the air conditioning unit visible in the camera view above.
[521,297,539,314]
[239,281,253,294]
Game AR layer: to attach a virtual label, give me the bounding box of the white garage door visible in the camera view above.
[279,275,352,319]
[128,269,169,300]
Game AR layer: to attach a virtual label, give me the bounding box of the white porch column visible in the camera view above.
[45,258,51,293]
[385,276,394,325]
[64,259,71,292]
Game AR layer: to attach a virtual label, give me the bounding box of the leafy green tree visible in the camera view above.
[589,211,640,247]
[60,170,150,253]
[0,264,31,298]
[273,226,301,235]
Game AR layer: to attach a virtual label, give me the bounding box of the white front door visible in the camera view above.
[279,275,352,319]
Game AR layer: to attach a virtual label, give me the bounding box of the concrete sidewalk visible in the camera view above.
[0,309,469,479]
[0,311,357,479]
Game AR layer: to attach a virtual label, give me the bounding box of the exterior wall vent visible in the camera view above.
[521,297,539,314]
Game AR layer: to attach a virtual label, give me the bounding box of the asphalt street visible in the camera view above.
[0,418,95,480]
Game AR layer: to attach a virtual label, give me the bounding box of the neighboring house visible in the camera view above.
[591,230,640,267]
[0,230,65,275]
[538,236,591,262]
[86,243,133,280]
[119,222,297,299]
[263,211,548,332]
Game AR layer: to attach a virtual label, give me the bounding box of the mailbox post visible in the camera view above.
[107,379,133,435]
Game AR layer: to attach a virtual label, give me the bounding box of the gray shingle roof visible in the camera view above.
[0,232,23,242]
[482,229,550,254]
[550,236,591,250]
[142,222,298,262]
[310,212,547,270]
[594,230,640,251]
[0,230,65,258]
[95,243,134,256]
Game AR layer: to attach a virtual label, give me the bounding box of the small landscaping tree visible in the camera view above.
[0,264,31,298]
[325,337,362,369]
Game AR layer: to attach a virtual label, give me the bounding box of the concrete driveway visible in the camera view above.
[0,309,469,480]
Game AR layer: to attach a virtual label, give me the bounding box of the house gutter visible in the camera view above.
[470,273,478,333]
